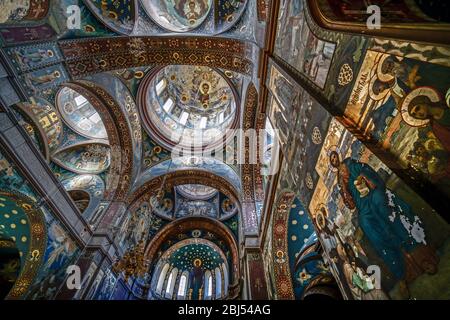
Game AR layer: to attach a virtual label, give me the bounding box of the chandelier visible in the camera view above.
[112,238,148,281]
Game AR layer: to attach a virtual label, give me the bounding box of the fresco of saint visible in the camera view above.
[328,148,439,296]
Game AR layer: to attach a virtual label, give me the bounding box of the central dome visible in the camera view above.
[141,65,238,150]
[143,0,213,32]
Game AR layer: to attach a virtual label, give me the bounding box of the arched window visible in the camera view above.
[204,271,212,300]
[165,268,178,299]
[156,263,170,295]
[56,86,108,140]
[177,271,189,299]
[215,267,222,299]
[222,263,229,297]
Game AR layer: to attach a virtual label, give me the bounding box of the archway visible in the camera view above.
[144,216,240,298]
[0,190,47,299]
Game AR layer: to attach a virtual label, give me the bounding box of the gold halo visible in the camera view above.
[376,54,395,83]
[193,258,202,267]
[224,70,233,78]
[134,71,144,79]
[108,11,118,19]
[368,74,390,101]
[153,146,162,154]
[327,145,341,172]
[315,206,328,230]
[400,87,440,127]
[200,81,211,95]
[84,24,95,33]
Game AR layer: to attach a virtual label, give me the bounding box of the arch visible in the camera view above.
[0,190,47,299]
[215,267,222,299]
[151,238,228,300]
[155,263,170,295]
[165,267,178,299]
[135,157,241,195]
[61,81,133,202]
[144,216,239,287]
[58,37,254,79]
[240,83,261,234]
[222,262,229,297]
[177,271,189,299]
[0,238,20,299]
[129,169,241,214]
[14,96,62,155]
[204,270,212,300]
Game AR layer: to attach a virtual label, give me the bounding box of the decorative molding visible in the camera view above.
[58,37,254,78]
[271,190,295,300]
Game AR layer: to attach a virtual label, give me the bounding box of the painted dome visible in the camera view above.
[143,65,238,150]
[142,0,213,32]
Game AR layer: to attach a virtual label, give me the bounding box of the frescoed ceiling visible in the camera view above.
[142,65,238,150]
[139,0,249,35]
[166,240,225,271]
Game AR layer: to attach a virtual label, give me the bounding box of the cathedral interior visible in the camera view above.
[0,0,450,301]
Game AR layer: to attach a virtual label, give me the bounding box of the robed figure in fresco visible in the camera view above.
[407,93,450,152]
[189,258,204,300]
[329,150,438,296]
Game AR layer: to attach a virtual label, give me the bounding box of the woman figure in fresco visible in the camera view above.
[328,149,438,296]
[189,258,204,300]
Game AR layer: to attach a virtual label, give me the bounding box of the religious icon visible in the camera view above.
[402,87,450,152]
[199,81,211,109]
[328,146,439,298]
